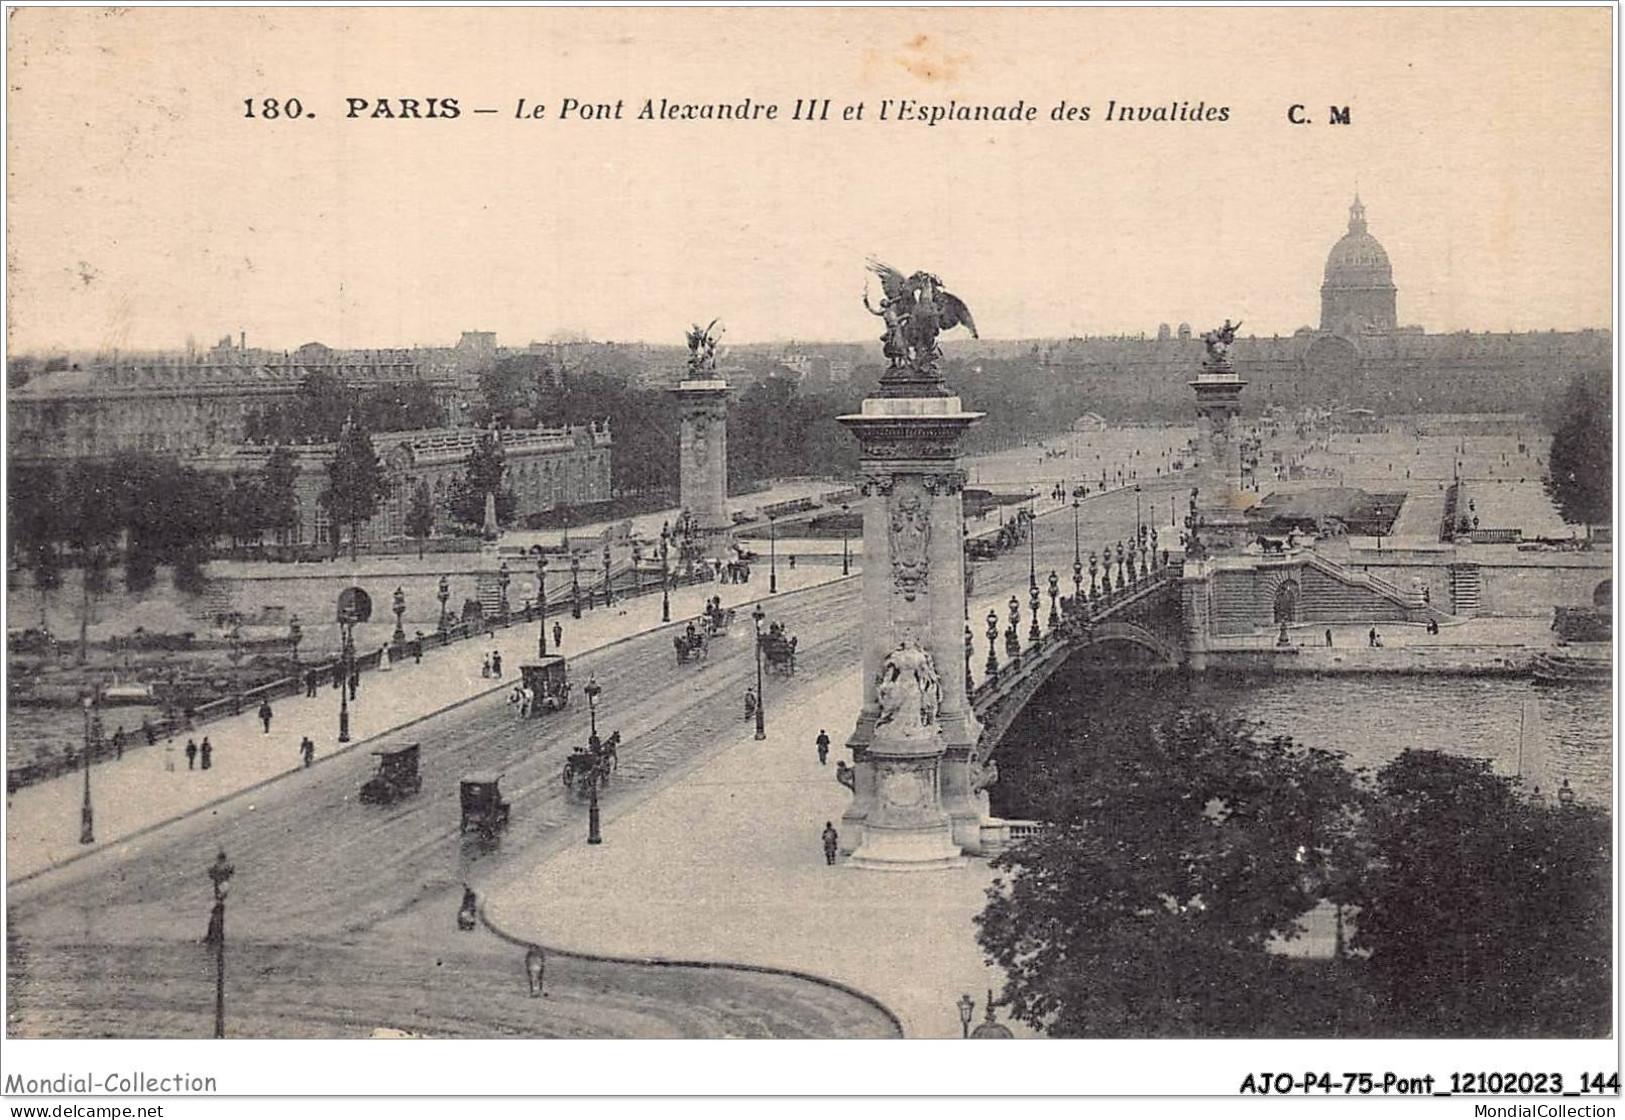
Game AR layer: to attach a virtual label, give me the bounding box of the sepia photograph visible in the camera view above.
[1,2,1616,1104]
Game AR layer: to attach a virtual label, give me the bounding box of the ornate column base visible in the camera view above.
[847,737,965,872]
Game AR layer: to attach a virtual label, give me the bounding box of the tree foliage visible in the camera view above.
[321,423,389,558]
[406,479,436,557]
[1544,373,1612,530]
[448,429,515,530]
[1351,750,1611,1036]
[978,711,1360,1036]
[245,373,444,444]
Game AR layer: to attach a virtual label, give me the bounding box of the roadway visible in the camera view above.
[6,474,1181,1038]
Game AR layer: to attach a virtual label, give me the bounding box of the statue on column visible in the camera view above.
[1200,319,1242,371]
[685,319,723,376]
[864,259,979,376]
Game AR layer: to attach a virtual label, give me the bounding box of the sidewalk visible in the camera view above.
[481,664,1011,1040]
[5,564,845,884]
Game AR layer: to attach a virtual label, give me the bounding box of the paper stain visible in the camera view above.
[861,32,972,86]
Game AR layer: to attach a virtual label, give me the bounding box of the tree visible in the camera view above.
[62,461,125,662]
[1545,374,1611,536]
[406,479,436,558]
[977,710,1359,1036]
[449,429,514,530]
[1351,750,1611,1036]
[322,421,389,559]
[261,445,300,544]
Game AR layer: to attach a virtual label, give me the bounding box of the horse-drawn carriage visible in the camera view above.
[561,732,619,794]
[360,744,422,805]
[674,625,709,665]
[459,773,510,836]
[519,655,571,715]
[703,598,735,637]
[759,625,798,677]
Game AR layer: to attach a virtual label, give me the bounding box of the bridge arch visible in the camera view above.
[1070,621,1182,666]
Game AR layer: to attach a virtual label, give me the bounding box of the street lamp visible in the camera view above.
[602,544,613,608]
[204,849,234,1039]
[660,522,672,624]
[768,514,778,594]
[1005,595,1020,657]
[392,586,407,647]
[288,614,302,664]
[841,503,851,576]
[79,696,95,845]
[985,610,999,680]
[752,605,767,740]
[1029,580,1041,644]
[497,560,511,620]
[1135,485,1142,538]
[570,554,582,619]
[536,553,549,657]
[437,575,450,633]
[582,676,606,845]
[1047,571,1059,630]
[957,993,976,1038]
[337,618,354,744]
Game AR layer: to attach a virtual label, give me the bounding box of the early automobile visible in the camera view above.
[459,772,511,835]
[360,744,422,805]
[519,655,571,715]
[561,732,619,795]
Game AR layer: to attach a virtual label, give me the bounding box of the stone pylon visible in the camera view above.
[669,377,731,543]
[837,392,986,870]
[1190,356,1249,554]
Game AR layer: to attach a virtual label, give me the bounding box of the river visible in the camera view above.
[992,669,1612,816]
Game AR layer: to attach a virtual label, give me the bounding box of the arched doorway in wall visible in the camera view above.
[1272,579,1301,625]
[1594,579,1611,609]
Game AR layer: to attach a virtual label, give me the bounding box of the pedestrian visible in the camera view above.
[821,821,839,866]
[1367,627,1377,649]
[744,687,758,721]
[788,555,796,570]
[816,729,830,766]
[524,945,546,997]
[482,652,492,679]
[200,737,213,770]
[413,632,424,664]
[491,650,503,678]
[378,644,392,673]
[1325,629,1333,648]
[1558,779,1576,808]
[300,736,315,768]
[143,718,156,746]
[164,737,176,772]
[259,699,274,734]
[185,738,198,770]
[305,668,318,698]
[113,726,126,761]
[552,621,563,650]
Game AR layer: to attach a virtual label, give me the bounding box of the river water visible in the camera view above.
[992,669,1613,816]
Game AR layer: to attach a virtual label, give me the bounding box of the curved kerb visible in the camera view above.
[478,902,906,1039]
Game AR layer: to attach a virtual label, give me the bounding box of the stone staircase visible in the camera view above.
[1449,563,1483,616]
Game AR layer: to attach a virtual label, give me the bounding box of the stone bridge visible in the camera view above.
[969,559,1185,759]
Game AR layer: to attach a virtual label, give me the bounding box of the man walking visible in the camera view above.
[259,699,274,734]
[112,726,126,761]
[821,822,840,866]
[185,738,198,770]
[1325,629,1333,648]
[300,736,316,768]
[305,668,318,698]
[815,729,830,766]
[199,737,213,770]
[552,621,563,650]
[1368,627,1378,648]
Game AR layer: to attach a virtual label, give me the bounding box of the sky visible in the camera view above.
[5,7,1614,354]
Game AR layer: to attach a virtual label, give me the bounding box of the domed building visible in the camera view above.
[1320,195,1398,336]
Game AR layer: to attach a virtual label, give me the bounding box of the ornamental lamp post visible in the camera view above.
[1005,595,1020,657]
[205,849,235,1039]
[1135,484,1142,538]
[1047,570,1059,629]
[288,615,303,664]
[985,609,1000,680]
[660,522,672,624]
[79,696,95,845]
[497,560,511,620]
[536,553,549,657]
[392,586,407,647]
[602,544,613,608]
[752,605,767,740]
[964,624,975,694]
[768,514,778,594]
[1028,581,1041,644]
[841,503,851,576]
[583,676,603,845]
[436,575,450,633]
[632,542,643,598]
[957,993,976,1039]
[570,555,582,619]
